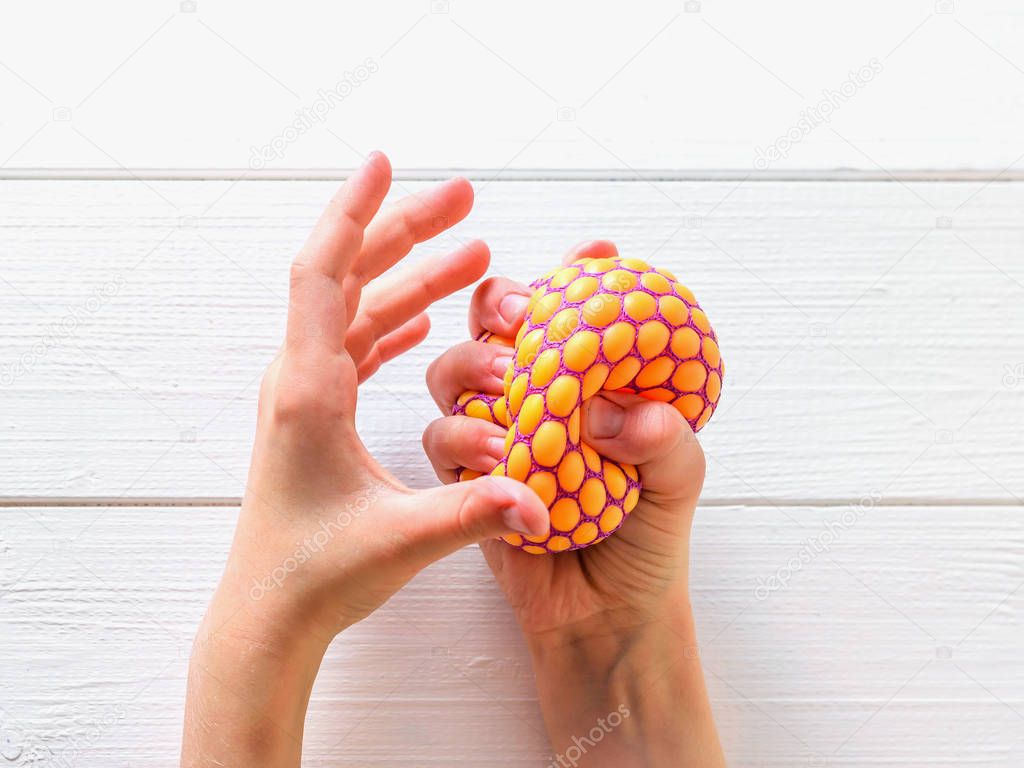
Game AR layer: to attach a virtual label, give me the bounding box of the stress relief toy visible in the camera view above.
[454,255,723,554]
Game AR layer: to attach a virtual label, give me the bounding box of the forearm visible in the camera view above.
[181,566,329,767]
[527,604,725,768]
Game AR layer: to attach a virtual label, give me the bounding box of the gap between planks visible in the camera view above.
[0,496,1021,509]
[3,168,1024,183]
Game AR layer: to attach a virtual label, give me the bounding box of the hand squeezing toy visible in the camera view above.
[454,255,723,554]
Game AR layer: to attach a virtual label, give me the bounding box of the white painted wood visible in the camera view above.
[1,178,1022,502]
[2,1,1024,172]
[1,505,1020,765]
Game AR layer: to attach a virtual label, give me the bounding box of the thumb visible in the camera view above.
[392,475,550,564]
[582,392,705,504]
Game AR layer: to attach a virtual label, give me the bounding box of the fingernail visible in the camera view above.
[485,437,506,461]
[498,293,529,325]
[501,503,548,537]
[491,354,513,379]
[589,398,626,439]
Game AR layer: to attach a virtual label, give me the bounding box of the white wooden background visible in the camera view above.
[2,2,1023,766]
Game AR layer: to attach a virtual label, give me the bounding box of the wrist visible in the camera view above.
[526,600,724,768]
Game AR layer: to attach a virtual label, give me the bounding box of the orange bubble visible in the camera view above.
[557,451,585,492]
[582,294,621,327]
[456,390,476,406]
[507,442,531,481]
[517,328,545,367]
[550,498,581,531]
[620,257,651,271]
[673,394,705,421]
[580,478,607,517]
[706,371,722,403]
[624,291,657,321]
[526,471,557,507]
[670,327,701,358]
[691,308,711,333]
[702,337,721,368]
[623,463,639,481]
[531,348,561,387]
[530,292,563,324]
[696,404,714,430]
[602,322,637,362]
[546,375,581,417]
[582,258,616,274]
[565,276,599,302]
[508,373,529,415]
[642,387,675,402]
[623,487,640,513]
[522,545,547,555]
[461,468,482,481]
[532,421,567,467]
[641,272,671,293]
[547,308,579,342]
[518,394,545,434]
[599,506,624,532]
[637,321,670,358]
[502,533,523,546]
[568,407,581,444]
[673,283,696,304]
[672,360,707,392]
[581,443,602,472]
[493,396,509,427]
[605,357,642,390]
[601,269,638,292]
[564,330,600,372]
[636,356,674,388]
[604,462,627,499]
[549,267,579,289]
[582,364,610,398]
[503,426,515,454]
[547,535,572,552]
[658,295,689,326]
[465,399,494,422]
[572,522,599,545]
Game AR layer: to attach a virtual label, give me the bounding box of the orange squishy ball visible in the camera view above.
[453,255,723,553]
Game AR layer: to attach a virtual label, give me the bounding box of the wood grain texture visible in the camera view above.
[2,1,1024,171]
[1,178,1022,501]
[1,505,1021,766]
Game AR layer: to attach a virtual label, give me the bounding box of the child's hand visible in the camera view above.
[422,241,724,766]
[182,153,549,768]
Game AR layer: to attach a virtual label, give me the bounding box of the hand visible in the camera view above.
[182,152,549,768]
[423,240,725,766]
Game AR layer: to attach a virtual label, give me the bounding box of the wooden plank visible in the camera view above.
[2,1,1024,171]
[2,178,1022,501]
[0,505,1020,765]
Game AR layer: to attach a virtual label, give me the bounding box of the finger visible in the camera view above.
[347,239,489,363]
[354,177,475,284]
[582,392,705,505]
[287,152,392,352]
[560,239,618,267]
[355,312,431,383]
[469,276,532,338]
[422,415,506,482]
[392,476,549,566]
[425,340,512,413]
